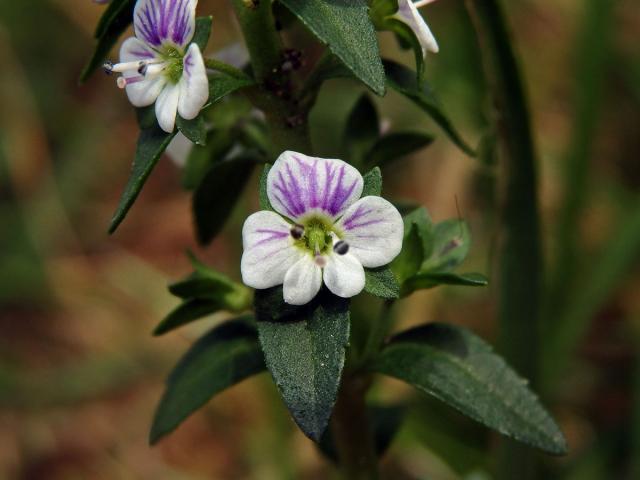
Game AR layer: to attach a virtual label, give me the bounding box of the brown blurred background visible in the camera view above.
[1,0,639,478]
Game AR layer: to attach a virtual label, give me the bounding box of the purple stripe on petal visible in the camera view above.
[134,0,196,48]
[267,152,364,221]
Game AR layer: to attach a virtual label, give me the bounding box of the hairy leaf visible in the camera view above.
[150,317,264,443]
[255,287,350,441]
[372,323,567,454]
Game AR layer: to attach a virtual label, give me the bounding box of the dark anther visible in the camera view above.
[333,241,349,255]
[137,62,147,75]
[290,224,304,240]
[103,61,114,75]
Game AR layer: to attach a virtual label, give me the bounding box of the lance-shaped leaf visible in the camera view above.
[362,167,382,197]
[255,287,350,442]
[372,323,567,455]
[80,0,135,82]
[391,207,433,283]
[365,131,434,168]
[193,155,257,245]
[154,254,251,336]
[364,266,400,299]
[343,94,380,166]
[422,219,470,271]
[401,272,488,295]
[280,0,385,95]
[384,60,475,156]
[108,124,177,233]
[150,316,265,444]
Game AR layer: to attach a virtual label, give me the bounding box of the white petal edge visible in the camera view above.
[241,211,303,290]
[283,256,323,305]
[267,151,363,221]
[323,252,365,299]
[120,37,166,107]
[155,84,181,133]
[336,196,404,268]
[133,0,198,48]
[178,43,209,120]
[395,0,439,56]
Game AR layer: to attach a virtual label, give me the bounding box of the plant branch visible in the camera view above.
[203,58,248,79]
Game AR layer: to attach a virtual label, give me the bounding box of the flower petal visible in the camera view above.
[155,84,180,132]
[283,256,322,305]
[323,252,365,299]
[241,211,303,290]
[177,43,209,120]
[395,0,439,56]
[336,196,403,268]
[267,151,363,221]
[134,0,197,48]
[120,37,166,107]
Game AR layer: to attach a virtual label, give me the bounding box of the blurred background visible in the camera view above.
[1,0,639,478]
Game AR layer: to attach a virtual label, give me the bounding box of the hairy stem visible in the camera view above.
[229,0,311,155]
[330,375,378,480]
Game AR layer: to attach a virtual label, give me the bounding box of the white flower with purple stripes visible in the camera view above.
[104,0,208,133]
[241,151,404,305]
[395,0,439,57]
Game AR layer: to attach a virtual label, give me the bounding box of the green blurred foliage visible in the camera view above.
[0,0,639,479]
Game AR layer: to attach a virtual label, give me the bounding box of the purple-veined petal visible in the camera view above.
[336,196,403,268]
[120,37,166,107]
[323,252,365,298]
[241,211,303,290]
[395,0,439,56]
[133,0,197,49]
[177,43,208,120]
[283,256,322,305]
[155,83,180,132]
[267,151,363,222]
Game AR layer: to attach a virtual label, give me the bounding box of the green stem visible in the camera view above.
[229,0,312,155]
[203,58,248,79]
[360,300,395,367]
[330,375,378,480]
[465,1,543,479]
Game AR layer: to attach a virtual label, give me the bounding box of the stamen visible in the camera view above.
[117,76,145,89]
[290,224,304,240]
[333,241,349,255]
[413,0,437,7]
[103,61,114,75]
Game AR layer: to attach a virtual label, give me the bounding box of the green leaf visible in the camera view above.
[280,0,385,95]
[364,266,400,299]
[422,219,470,271]
[318,404,406,462]
[193,156,256,245]
[108,125,177,233]
[259,164,274,211]
[372,323,567,454]
[391,223,423,283]
[192,16,213,51]
[80,0,135,83]
[176,114,207,146]
[150,317,265,443]
[153,299,222,336]
[384,60,475,156]
[391,207,433,282]
[205,73,255,109]
[343,94,380,166]
[402,272,488,296]
[182,129,235,190]
[365,131,434,168]
[361,167,382,197]
[255,287,350,442]
[385,18,425,82]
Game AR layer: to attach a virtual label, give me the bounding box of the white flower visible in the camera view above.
[395,0,439,57]
[241,151,404,305]
[104,0,208,133]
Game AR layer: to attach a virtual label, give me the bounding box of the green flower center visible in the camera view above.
[160,45,185,84]
[294,216,339,256]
